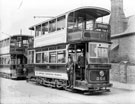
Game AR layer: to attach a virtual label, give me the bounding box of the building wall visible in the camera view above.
[119,34,135,63]
[110,63,135,84]
[111,34,135,63]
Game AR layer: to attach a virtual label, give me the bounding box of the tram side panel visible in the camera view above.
[34,64,68,80]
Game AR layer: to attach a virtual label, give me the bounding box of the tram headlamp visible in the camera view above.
[99,71,104,77]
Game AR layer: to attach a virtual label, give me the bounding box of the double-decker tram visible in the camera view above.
[27,6,112,92]
[0,35,33,79]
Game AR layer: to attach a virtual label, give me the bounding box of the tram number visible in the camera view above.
[96,77,105,81]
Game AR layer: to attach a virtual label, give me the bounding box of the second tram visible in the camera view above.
[0,35,33,79]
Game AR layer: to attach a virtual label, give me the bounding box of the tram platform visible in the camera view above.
[111,81,135,91]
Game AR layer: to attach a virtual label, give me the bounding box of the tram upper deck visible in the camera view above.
[29,6,110,48]
[0,35,33,55]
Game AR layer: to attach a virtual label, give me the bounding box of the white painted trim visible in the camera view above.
[35,71,68,80]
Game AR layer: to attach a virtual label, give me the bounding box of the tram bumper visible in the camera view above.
[87,83,113,88]
[87,83,113,92]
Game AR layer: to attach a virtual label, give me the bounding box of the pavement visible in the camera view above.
[111,81,135,91]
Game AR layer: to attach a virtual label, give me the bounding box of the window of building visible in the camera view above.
[57,16,65,31]
[49,19,56,32]
[42,22,49,35]
[42,51,49,63]
[57,50,66,63]
[36,53,42,63]
[49,51,56,63]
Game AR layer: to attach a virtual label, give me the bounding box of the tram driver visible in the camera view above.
[66,55,74,88]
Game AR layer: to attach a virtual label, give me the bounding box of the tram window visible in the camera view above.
[86,20,94,30]
[6,39,10,46]
[42,22,49,35]
[98,47,108,58]
[57,16,65,31]
[7,56,10,64]
[0,57,2,65]
[35,25,42,37]
[42,51,49,63]
[17,58,21,64]
[89,44,97,57]
[23,40,28,46]
[28,51,34,64]
[68,13,76,33]
[36,53,42,63]
[1,57,3,65]
[16,41,22,47]
[57,50,66,63]
[3,41,5,47]
[0,57,1,64]
[32,51,34,63]
[49,19,56,33]
[28,51,31,64]
[49,51,56,63]
[68,13,86,33]
[11,59,16,65]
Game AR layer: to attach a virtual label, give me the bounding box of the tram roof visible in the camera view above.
[0,34,33,41]
[29,6,110,30]
[10,34,33,38]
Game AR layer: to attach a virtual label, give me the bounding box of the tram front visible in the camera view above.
[67,7,112,92]
[86,42,112,91]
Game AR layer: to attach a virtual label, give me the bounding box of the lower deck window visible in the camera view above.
[42,52,49,63]
[49,52,56,63]
[57,50,66,63]
[36,53,42,63]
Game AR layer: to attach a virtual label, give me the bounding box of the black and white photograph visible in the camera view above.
[0,0,135,104]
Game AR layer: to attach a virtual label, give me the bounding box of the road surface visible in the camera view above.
[0,78,135,104]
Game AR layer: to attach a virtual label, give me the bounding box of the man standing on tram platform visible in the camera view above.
[66,55,74,88]
[77,52,88,81]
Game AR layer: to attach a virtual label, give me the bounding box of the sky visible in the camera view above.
[0,0,135,40]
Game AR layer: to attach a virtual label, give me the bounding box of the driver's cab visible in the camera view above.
[68,43,88,82]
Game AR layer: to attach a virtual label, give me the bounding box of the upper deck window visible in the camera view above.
[10,38,16,47]
[86,20,94,30]
[42,22,49,35]
[49,19,56,32]
[35,25,42,37]
[57,16,65,31]
[67,12,95,33]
